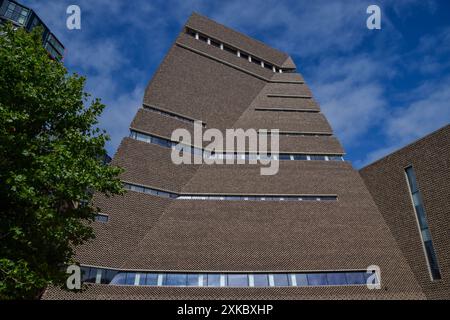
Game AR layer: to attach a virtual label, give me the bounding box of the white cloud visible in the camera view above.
[99,86,144,156]
[19,0,449,164]
[308,55,391,145]
[357,76,450,167]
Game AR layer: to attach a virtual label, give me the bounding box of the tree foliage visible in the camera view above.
[0,23,124,299]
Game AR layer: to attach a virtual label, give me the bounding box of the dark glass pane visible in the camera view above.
[329,156,343,161]
[207,274,221,287]
[424,241,442,280]
[415,205,428,230]
[326,273,347,285]
[138,273,146,285]
[124,273,136,285]
[293,155,307,160]
[95,214,109,223]
[210,40,220,48]
[412,192,422,206]
[307,273,328,286]
[164,273,187,286]
[85,268,97,283]
[110,273,127,285]
[223,45,237,54]
[240,52,249,60]
[252,58,261,65]
[405,167,418,193]
[295,274,308,286]
[227,274,248,287]
[145,273,159,286]
[103,270,118,284]
[279,154,291,160]
[80,267,90,282]
[253,274,269,287]
[345,272,365,285]
[273,274,290,286]
[187,274,200,286]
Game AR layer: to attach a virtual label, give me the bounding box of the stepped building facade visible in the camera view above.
[44,13,426,300]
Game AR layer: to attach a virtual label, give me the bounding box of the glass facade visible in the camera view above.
[80,266,378,288]
[405,166,441,280]
[0,0,64,61]
[0,0,29,26]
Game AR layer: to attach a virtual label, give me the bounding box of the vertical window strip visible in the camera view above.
[405,166,441,280]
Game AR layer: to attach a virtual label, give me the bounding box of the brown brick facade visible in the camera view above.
[360,125,450,299]
[43,13,426,300]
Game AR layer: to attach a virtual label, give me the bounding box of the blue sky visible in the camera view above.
[21,0,450,168]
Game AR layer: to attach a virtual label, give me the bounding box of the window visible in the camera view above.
[95,214,109,223]
[185,28,285,73]
[253,274,269,287]
[310,155,326,161]
[80,266,91,282]
[110,272,127,285]
[345,272,365,285]
[240,52,249,60]
[129,130,344,162]
[187,274,201,286]
[142,104,205,127]
[254,108,319,113]
[164,273,187,286]
[251,57,262,66]
[82,267,378,288]
[124,182,337,202]
[125,273,136,285]
[223,45,237,55]
[144,273,159,286]
[307,273,328,286]
[206,274,221,287]
[273,274,290,286]
[103,269,118,284]
[326,272,347,285]
[210,39,221,48]
[295,274,308,286]
[227,274,248,287]
[405,166,441,280]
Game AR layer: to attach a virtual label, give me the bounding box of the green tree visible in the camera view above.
[0,23,124,299]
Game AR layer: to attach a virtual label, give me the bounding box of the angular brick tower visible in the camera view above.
[44,13,424,299]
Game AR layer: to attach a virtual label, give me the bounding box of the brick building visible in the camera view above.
[44,13,426,300]
[360,125,450,299]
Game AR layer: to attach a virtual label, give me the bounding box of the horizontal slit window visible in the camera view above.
[82,267,378,288]
[124,182,337,202]
[129,130,344,162]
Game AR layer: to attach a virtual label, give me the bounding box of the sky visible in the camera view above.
[21,0,450,168]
